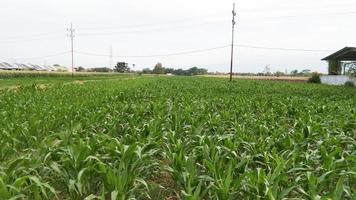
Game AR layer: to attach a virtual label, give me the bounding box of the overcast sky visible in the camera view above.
[1,0,355,73]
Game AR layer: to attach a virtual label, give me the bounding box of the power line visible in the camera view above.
[241,10,356,22]
[1,51,70,60]
[236,44,332,52]
[0,30,65,41]
[0,9,354,43]
[77,6,356,31]
[0,44,331,62]
[77,10,356,36]
[0,35,65,45]
[239,3,356,14]
[0,44,331,61]
[77,20,227,36]
[74,45,230,58]
[0,21,227,43]
[0,5,355,39]
[279,10,356,18]
[77,17,212,31]
[73,44,333,59]
[0,20,223,41]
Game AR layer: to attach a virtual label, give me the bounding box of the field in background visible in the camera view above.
[0,71,139,89]
[0,70,136,79]
[202,74,309,82]
[0,76,355,199]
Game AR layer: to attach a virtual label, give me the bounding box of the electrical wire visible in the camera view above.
[78,3,356,30]
[0,35,66,45]
[77,17,212,31]
[79,11,356,36]
[74,44,333,59]
[4,51,70,60]
[237,45,332,52]
[2,30,65,40]
[0,8,355,41]
[0,43,333,62]
[241,10,356,22]
[77,20,228,36]
[74,45,230,58]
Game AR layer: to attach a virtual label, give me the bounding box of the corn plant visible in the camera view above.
[0,76,355,199]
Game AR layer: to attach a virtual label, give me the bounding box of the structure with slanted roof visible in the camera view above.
[321,47,356,85]
[322,47,356,75]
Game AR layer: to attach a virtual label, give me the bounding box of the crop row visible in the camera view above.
[0,71,135,79]
[0,77,355,199]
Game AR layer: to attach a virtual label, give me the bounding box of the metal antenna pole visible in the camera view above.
[230,3,236,81]
[67,23,75,78]
[109,45,113,69]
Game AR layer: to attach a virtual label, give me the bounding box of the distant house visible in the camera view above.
[0,62,20,70]
[0,63,9,70]
[322,47,356,75]
[321,47,356,85]
[0,62,61,71]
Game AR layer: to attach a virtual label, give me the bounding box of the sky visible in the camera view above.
[0,0,355,73]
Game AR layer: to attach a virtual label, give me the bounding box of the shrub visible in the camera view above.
[308,73,321,84]
[345,81,355,87]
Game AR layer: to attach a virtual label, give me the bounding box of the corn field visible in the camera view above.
[0,71,134,79]
[0,77,355,199]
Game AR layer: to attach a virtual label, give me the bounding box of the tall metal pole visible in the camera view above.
[109,45,113,69]
[67,23,75,79]
[230,3,236,81]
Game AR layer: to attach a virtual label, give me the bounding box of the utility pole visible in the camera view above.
[109,45,113,69]
[230,3,236,81]
[67,23,75,78]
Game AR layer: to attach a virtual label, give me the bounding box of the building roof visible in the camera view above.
[0,63,9,69]
[322,47,356,61]
[0,62,59,71]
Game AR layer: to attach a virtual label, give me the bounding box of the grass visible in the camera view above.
[0,76,355,199]
[0,75,137,89]
[201,74,309,82]
[0,70,136,79]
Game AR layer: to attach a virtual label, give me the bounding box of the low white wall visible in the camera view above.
[321,75,356,86]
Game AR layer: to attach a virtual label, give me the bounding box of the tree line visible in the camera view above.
[144,63,208,76]
[114,62,208,76]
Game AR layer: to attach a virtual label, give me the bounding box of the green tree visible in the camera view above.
[153,63,165,74]
[188,67,199,75]
[290,70,298,76]
[197,68,208,75]
[301,69,311,75]
[186,67,208,76]
[274,71,285,77]
[164,68,175,74]
[308,73,321,83]
[142,68,152,74]
[76,66,85,72]
[115,62,130,73]
[263,65,271,76]
[90,67,113,72]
